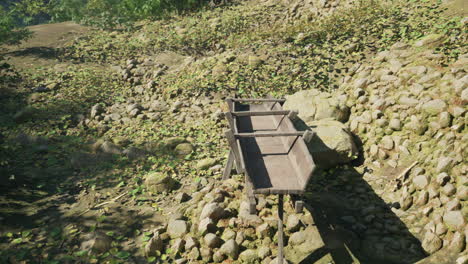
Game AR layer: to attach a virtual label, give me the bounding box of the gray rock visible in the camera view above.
[167,219,188,239]
[200,203,225,221]
[407,116,427,135]
[175,192,190,203]
[213,251,225,263]
[354,78,368,89]
[449,232,466,253]
[91,104,103,118]
[400,195,413,211]
[306,119,358,168]
[436,173,450,186]
[413,175,429,190]
[456,185,468,201]
[239,201,262,225]
[109,113,121,121]
[436,157,453,172]
[239,249,260,264]
[175,143,194,155]
[286,227,324,262]
[162,137,185,148]
[416,191,429,206]
[123,146,146,160]
[196,158,217,170]
[283,89,349,123]
[126,103,141,113]
[359,111,372,124]
[204,233,223,248]
[389,119,401,131]
[170,238,185,255]
[80,232,112,254]
[442,183,456,196]
[456,255,468,264]
[221,229,236,241]
[422,99,447,115]
[184,237,199,251]
[398,96,419,106]
[443,211,466,230]
[198,218,216,235]
[421,231,442,254]
[414,34,444,47]
[256,223,271,238]
[144,172,178,193]
[100,141,122,155]
[462,88,468,101]
[445,199,461,211]
[188,247,200,260]
[380,136,394,150]
[286,214,301,232]
[438,112,452,128]
[258,246,271,259]
[145,232,163,257]
[270,257,289,264]
[219,239,239,259]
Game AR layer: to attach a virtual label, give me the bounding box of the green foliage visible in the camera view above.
[46,0,210,29]
[0,6,31,45]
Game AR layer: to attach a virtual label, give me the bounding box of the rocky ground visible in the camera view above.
[0,0,467,263]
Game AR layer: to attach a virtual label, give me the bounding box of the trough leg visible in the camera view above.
[278,194,284,263]
[295,200,304,214]
[222,150,234,180]
[245,175,256,215]
[224,129,243,174]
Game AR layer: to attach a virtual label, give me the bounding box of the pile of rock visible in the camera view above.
[140,177,327,264]
[338,39,467,261]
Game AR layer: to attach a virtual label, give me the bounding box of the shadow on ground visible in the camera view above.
[283,118,427,264]
[0,79,177,263]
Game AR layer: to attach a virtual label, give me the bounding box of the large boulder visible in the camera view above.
[283,89,349,124]
[285,226,324,263]
[144,172,178,193]
[307,119,358,168]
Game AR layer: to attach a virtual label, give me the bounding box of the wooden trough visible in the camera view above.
[223,97,317,263]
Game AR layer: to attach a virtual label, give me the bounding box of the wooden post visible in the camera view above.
[226,98,234,112]
[278,194,284,263]
[295,200,304,213]
[223,150,234,180]
[287,110,298,120]
[245,175,256,215]
[231,110,291,117]
[224,112,235,130]
[303,130,315,143]
[224,129,243,174]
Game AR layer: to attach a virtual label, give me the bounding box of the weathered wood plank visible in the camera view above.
[245,175,256,215]
[278,194,284,263]
[231,110,290,117]
[229,98,286,103]
[224,112,235,130]
[235,132,304,138]
[295,200,304,213]
[223,150,234,180]
[224,129,243,174]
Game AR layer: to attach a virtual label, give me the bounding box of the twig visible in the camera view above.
[396,161,418,180]
[78,191,127,216]
[94,192,127,208]
[392,161,418,191]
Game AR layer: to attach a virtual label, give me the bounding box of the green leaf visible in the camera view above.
[115,251,130,259]
[75,250,88,257]
[21,230,31,238]
[11,238,23,244]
